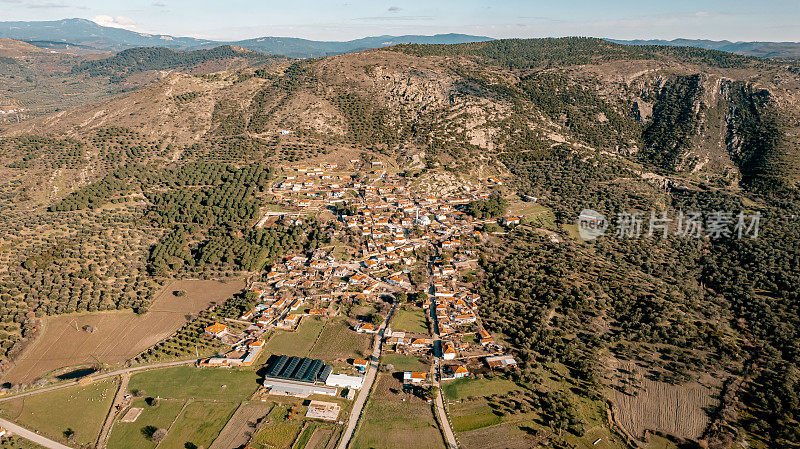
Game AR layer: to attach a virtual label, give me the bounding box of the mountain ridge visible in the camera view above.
[0,18,493,58]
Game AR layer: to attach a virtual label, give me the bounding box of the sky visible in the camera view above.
[1,0,799,42]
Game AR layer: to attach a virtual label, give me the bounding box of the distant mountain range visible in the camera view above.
[0,18,493,58]
[2,18,799,60]
[611,38,800,59]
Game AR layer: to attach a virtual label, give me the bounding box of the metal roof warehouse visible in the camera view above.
[264,355,332,384]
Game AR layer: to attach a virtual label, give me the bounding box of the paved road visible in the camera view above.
[0,359,196,403]
[0,418,74,449]
[337,302,396,449]
[426,264,458,449]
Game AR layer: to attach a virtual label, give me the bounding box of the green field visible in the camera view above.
[390,308,429,334]
[251,405,303,449]
[308,318,371,361]
[158,400,238,449]
[351,374,445,449]
[448,399,502,432]
[380,353,428,372]
[443,376,519,401]
[107,398,186,449]
[263,318,325,357]
[128,366,259,401]
[0,378,117,446]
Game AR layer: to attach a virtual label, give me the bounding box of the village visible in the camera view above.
[190,159,522,446]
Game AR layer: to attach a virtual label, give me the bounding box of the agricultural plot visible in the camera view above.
[157,400,239,449]
[308,319,371,361]
[209,402,272,449]
[447,368,629,449]
[389,307,428,334]
[262,318,325,357]
[612,376,716,441]
[350,373,445,449]
[303,425,336,449]
[2,279,244,384]
[251,405,304,449]
[107,398,186,449]
[0,378,117,446]
[443,376,520,401]
[379,353,428,372]
[448,400,502,433]
[127,365,259,402]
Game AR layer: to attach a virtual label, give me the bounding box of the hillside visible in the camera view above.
[0,38,799,448]
[612,38,800,59]
[0,40,280,122]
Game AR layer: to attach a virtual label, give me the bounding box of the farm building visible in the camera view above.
[451,365,469,379]
[263,355,332,384]
[485,355,517,369]
[263,378,337,397]
[325,373,364,390]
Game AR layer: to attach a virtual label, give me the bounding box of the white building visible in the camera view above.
[324,373,364,390]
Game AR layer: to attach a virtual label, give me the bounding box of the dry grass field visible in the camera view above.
[209,402,272,449]
[2,279,244,384]
[307,319,371,361]
[611,362,718,441]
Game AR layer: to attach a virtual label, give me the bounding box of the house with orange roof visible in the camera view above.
[454,313,477,325]
[452,365,469,379]
[204,322,228,338]
[478,330,494,346]
[443,343,457,360]
[403,371,427,383]
[354,322,377,334]
[353,359,369,372]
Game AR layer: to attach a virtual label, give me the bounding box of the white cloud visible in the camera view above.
[92,15,138,31]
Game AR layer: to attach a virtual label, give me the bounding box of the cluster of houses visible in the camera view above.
[199,322,265,367]
[196,163,521,407]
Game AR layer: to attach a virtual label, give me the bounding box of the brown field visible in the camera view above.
[2,279,244,384]
[306,427,334,449]
[209,402,272,449]
[307,319,372,362]
[459,422,536,449]
[611,362,718,441]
